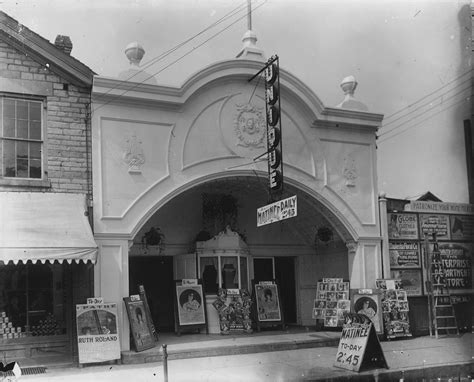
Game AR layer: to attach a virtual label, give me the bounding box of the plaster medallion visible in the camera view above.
[122,133,145,173]
[234,103,266,149]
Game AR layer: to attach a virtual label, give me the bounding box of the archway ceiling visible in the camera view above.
[168,176,347,248]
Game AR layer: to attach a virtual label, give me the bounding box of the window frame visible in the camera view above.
[0,93,49,187]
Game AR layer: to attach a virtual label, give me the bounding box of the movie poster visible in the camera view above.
[419,214,450,240]
[388,213,419,240]
[76,302,120,364]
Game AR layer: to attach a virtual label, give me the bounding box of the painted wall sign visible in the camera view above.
[389,241,420,268]
[419,214,450,240]
[76,302,120,364]
[257,195,297,227]
[387,213,419,240]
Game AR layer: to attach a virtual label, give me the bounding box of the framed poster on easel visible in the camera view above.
[123,295,155,352]
[251,280,285,331]
[174,279,208,336]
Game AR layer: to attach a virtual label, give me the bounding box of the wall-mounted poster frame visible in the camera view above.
[389,241,421,268]
[387,212,419,240]
[389,269,423,297]
[352,291,383,334]
[419,214,450,240]
[252,280,285,331]
[174,279,208,336]
[123,295,155,352]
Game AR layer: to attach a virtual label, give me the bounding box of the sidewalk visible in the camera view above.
[11,331,473,381]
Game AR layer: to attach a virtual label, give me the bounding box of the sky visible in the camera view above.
[2,0,472,203]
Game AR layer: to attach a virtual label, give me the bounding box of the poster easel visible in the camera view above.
[173,279,208,336]
[313,278,350,329]
[251,279,285,332]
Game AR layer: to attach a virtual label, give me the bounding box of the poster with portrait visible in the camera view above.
[76,302,120,363]
[255,283,281,321]
[123,296,155,352]
[352,293,383,334]
[175,284,206,326]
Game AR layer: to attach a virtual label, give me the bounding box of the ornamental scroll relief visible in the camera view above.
[122,133,145,173]
[342,153,358,187]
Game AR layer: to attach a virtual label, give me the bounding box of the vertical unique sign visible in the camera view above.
[264,55,283,195]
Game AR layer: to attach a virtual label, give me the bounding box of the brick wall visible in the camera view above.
[0,41,92,195]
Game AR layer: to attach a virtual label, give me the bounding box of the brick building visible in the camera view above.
[0,12,96,363]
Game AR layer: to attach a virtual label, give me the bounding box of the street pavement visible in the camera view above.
[12,332,473,382]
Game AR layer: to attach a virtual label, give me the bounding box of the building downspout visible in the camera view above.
[378,193,391,278]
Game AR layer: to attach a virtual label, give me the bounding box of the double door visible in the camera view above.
[253,257,297,324]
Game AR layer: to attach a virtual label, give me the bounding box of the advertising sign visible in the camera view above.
[419,214,450,240]
[390,269,423,296]
[334,313,388,372]
[255,283,281,321]
[387,213,418,240]
[76,302,120,364]
[264,56,283,192]
[389,241,420,268]
[123,295,156,352]
[450,215,474,241]
[257,195,297,227]
[437,242,472,290]
[405,201,474,215]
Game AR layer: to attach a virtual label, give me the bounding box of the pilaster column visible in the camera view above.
[378,193,391,278]
[94,237,130,351]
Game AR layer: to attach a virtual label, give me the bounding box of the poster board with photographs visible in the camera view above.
[351,291,383,334]
[174,279,207,335]
[376,279,412,339]
[312,278,350,327]
[252,280,285,331]
[76,300,121,363]
[123,295,155,352]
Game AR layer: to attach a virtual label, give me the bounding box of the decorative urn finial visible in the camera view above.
[125,42,145,67]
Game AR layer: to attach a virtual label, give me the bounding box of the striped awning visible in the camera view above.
[0,192,97,264]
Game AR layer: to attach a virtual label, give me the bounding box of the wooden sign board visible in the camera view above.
[334,313,388,372]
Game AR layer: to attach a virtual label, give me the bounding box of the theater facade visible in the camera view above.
[91,42,385,351]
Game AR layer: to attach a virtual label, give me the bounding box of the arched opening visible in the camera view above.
[127,174,354,332]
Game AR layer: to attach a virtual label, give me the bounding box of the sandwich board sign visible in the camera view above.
[334,313,388,372]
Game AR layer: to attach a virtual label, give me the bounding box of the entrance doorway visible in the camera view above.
[129,256,174,332]
[253,256,297,324]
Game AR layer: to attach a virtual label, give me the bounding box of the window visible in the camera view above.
[1,96,43,179]
[0,262,67,339]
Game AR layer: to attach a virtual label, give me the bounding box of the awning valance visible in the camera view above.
[0,192,97,265]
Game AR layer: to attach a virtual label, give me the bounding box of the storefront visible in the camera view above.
[380,195,474,335]
[92,43,384,351]
[0,192,97,359]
